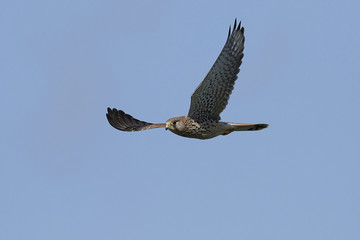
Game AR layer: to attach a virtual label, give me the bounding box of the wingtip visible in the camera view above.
[106,107,112,118]
[228,18,244,38]
[107,107,117,114]
[237,21,241,30]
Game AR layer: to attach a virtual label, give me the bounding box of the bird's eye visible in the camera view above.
[172,121,177,125]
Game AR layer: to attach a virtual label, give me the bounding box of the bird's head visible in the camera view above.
[165,116,186,133]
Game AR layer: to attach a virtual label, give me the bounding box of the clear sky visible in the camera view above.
[1,0,359,239]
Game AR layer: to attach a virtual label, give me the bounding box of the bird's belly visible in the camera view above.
[174,123,228,140]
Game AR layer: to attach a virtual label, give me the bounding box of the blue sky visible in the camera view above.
[1,0,359,239]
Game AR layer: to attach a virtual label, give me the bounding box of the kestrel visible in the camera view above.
[106,19,268,139]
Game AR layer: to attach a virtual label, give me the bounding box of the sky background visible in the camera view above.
[1,0,360,239]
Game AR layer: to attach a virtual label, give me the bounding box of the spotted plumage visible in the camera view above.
[106,19,268,140]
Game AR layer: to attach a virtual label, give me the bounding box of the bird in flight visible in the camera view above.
[106,19,268,139]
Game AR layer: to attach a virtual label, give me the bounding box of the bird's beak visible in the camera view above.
[165,122,170,130]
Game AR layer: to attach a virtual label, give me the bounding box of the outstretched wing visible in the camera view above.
[188,19,245,121]
[106,108,165,131]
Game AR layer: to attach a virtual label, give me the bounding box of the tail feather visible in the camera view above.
[228,123,269,131]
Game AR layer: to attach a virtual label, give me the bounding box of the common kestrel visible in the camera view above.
[106,19,268,139]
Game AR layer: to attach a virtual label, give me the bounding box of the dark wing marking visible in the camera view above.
[106,108,165,131]
[188,19,245,121]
